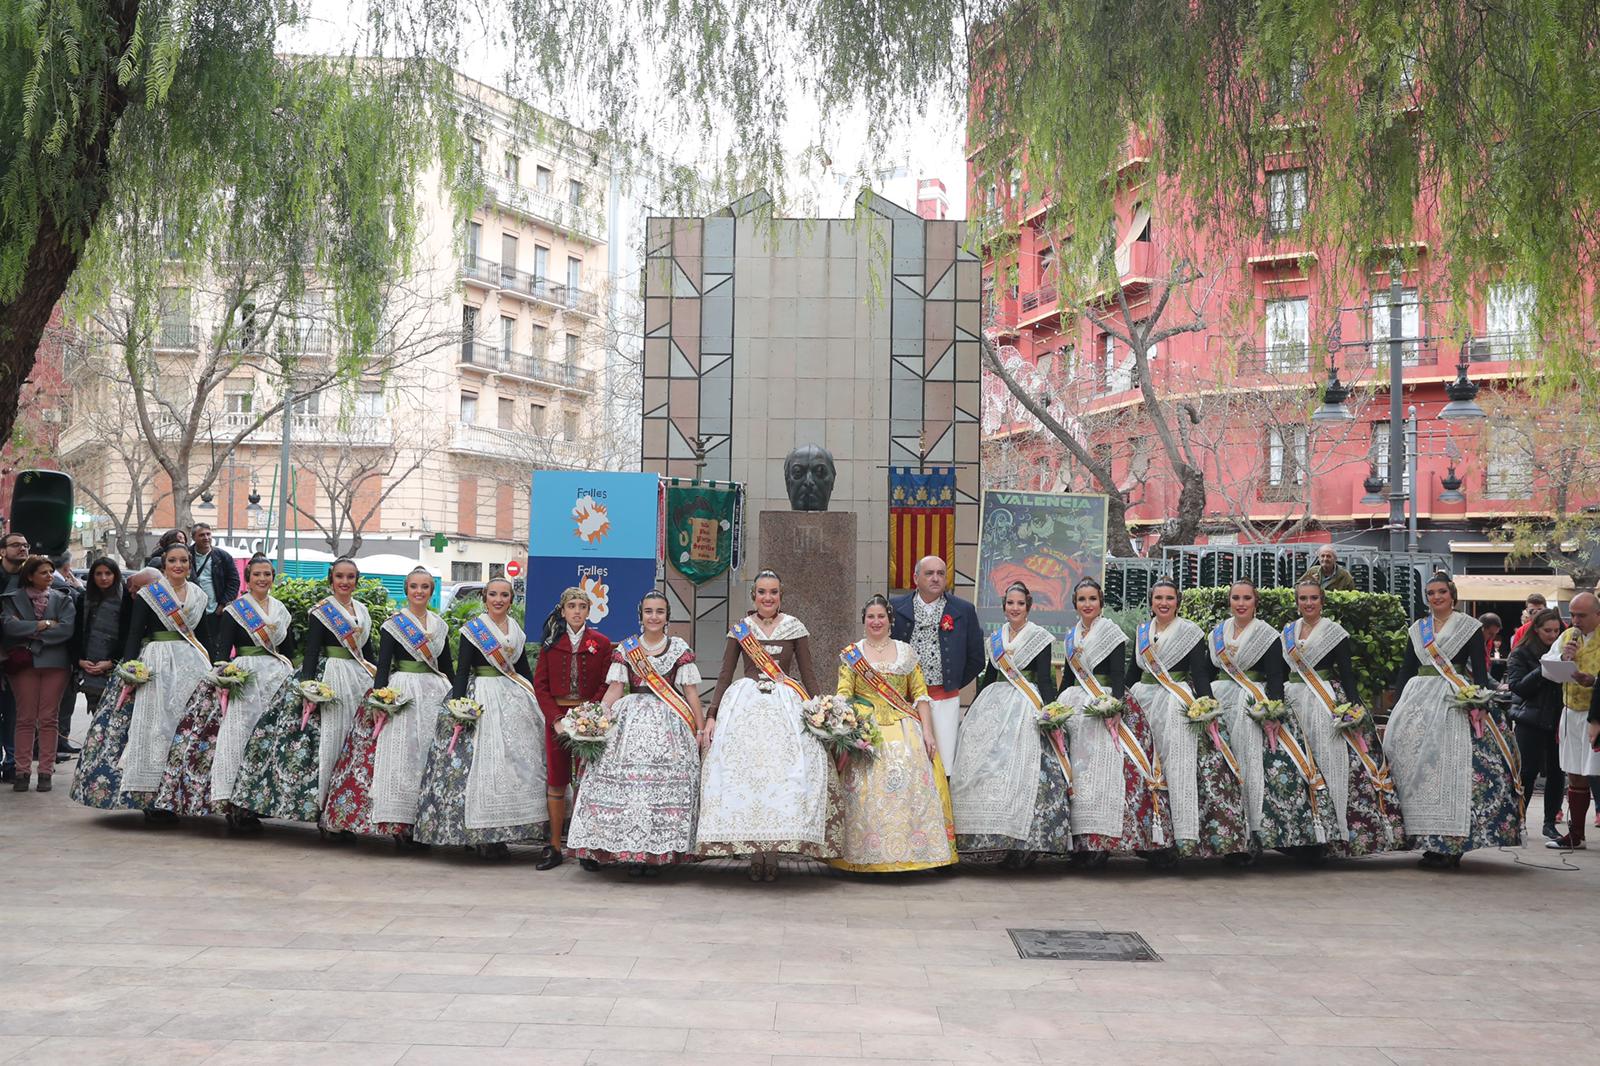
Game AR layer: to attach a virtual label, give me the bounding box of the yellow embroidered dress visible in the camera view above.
[828,640,957,873]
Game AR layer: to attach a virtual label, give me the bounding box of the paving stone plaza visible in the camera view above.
[3,783,1591,1066]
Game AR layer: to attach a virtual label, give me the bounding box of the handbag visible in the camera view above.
[3,646,32,674]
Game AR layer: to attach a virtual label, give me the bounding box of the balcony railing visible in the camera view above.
[1346,336,1436,369]
[496,268,601,317]
[481,172,606,243]
[279,324,330,355]
[218,411,392,445]
[462,256,499,286]
[458,338,501,368]
[155,322,197,351]
[1237,343,1312,376]
[459,339,595,391]
[1468,331,1537,362]
[448,421,585,467]
[1020,285,1057,316]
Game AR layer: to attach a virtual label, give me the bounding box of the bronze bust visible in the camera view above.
[783,444,836,512]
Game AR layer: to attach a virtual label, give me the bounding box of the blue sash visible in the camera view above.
[226,595,290,665]
[386,611,442,674]
[313,598,375,676]
[465,616,538,697]
[140,578,208,656]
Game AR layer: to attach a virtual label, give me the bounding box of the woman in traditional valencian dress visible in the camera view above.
[697,569,835,880]
[153,555,297,832]
[950,581,1071,865]
[233,558,376,827]
[73,546,210,823]
[323,568,452,847]
[1283,579,1406,858]
[415,578,548,859]
[829,595,956,873]
[566,590,704,873]
[1058,578,1169,865]
[1126,578,1248,862]
[1386,572,1521,868]
[1209,580,1339,858]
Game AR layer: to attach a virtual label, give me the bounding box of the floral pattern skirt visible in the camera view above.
[71,677,156,811]
[1072,706,1172,854]
[828,712,956,873]
[232,686,324,823]
[320,712,408,837]
[565,694,701,865]
[1254,722,1343,851]
[1407,711,1523,856]
[1331,717,1408,857]
[957,748,1073,860]
[414,709,547,847]
[1178,725,1250,860]
[153,682,227,816]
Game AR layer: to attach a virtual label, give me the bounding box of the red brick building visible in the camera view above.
[971,124,1594,563]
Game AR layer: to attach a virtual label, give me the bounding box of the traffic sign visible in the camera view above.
[505,558,522,578]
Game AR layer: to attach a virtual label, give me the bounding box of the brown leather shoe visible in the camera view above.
[11,774,27,792]
[35,774,51,793]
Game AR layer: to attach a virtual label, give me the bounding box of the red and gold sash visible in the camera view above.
[1284,620,1395,812]
[622,636,698,732]
[1115,716,1168,846]
[140,578,211,659]
[840,644,918,722]
[1139,622,1241,781]
[1418,615,1473,694]
[1211,622,1267,704]
[1275,727,1330,841]
[313,598,377,678]
[731,619,809,701]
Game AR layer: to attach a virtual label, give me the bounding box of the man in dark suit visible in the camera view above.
[188,523,238,659]
[891,554,983,774]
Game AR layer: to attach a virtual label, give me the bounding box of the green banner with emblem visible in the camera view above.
[664,478,744,585]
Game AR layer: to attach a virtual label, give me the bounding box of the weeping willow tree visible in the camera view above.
[6,0,1597,447]
[0,1,467,447]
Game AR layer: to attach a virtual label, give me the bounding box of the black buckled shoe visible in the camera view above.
[535,846,564,871]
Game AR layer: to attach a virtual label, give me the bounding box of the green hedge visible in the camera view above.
[1176,586,1408,709]
[275,577,395,661]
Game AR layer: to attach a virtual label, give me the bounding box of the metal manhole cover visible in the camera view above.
[1006,929,1161,962]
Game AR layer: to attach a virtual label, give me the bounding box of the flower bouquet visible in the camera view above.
[207,661,251,714]
[1185,695,1228,752]
[298,679,335,729]
[443,697,483,755]
[1246,697,1290,750]
[363,686,411,740]
[1080,694,1127,737]
[1328,702,1370,753]
[1036,701,1076,736]
[1448,685,1498,739]
[114,659,152,708]
[800,693,883,765]
[556,701,614,763]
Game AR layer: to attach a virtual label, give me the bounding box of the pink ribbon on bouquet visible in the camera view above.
[300,700,316,730]
[1263,720,1280,752]
[1207,720,1225,753]
[117,684,136,710]
[448,723,464,755]
[372,711,389,742]
[1469,707,1485,740]
[219,690,230,718]
[1106,712,1121,739]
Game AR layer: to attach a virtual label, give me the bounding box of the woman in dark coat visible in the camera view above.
[1505,609,1566,842]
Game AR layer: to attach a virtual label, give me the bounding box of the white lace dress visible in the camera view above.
[565,637,702,864]
[696,615,837,859]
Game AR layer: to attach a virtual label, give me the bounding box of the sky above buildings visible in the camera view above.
[279,0,969,219]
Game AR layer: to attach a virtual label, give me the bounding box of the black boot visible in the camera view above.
[535,845,564,871]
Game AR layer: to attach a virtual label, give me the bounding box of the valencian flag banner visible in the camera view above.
[890,466,956,589]
[664,478,744,585]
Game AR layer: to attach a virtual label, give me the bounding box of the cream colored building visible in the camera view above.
[61,71,620,583]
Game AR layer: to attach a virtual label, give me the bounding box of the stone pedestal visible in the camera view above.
[759,510,858,676]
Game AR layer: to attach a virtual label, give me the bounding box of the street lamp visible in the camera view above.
[1315,258,1484,551]
[1439,340,1487,421]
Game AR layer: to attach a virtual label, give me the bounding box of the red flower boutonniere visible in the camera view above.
[584,639,599,654]
[940,614,955,632]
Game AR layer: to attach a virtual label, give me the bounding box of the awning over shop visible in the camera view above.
[1450,573,1576,606]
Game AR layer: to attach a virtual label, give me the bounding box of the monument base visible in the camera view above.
[758,510,858,678]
